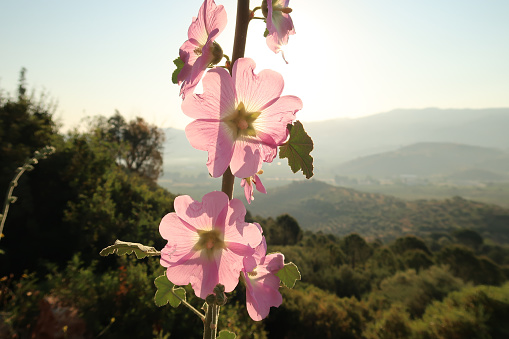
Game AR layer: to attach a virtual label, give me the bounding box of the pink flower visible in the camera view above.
[159,191,263,299]
[241,170,266,204]
[183,58,303,178]
[178,0,227,98]
[264,0,295,58]
[243,237,284,321]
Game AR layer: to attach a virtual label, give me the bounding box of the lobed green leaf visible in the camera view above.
[154,275,186,308]
[217,330,236,339]
[172,57,185,84]
[279,121,314,179]
[99,239,160,259]
[276,262,301,288]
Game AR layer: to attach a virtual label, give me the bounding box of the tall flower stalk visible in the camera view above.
[101,0,313,337]
[0,146,55,244]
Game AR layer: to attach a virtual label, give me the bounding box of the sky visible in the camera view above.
[1,0,508,131]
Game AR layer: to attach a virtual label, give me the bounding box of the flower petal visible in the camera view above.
[255,95,302,145]
[230,138,263,178]
[185,120,234,177]
[241,178,253,204]
[233,58,284,113]
[203,0,227,40]
[254,174,267,194]
[189,251,220,298]
[182,67,235,120]
[217,249,245,292]
[165,250,202,286]
[174,192,229,232]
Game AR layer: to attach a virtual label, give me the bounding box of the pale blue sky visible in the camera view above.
[1,0,508,131]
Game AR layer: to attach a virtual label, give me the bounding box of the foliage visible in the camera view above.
[437,245,505,285]
[100,240,161,259]
[371,266,465,318]
[0,69,57,196]
[279,121,314,179]
[412,284,509,338]
[153,275,186,308]
[265,284,370,339]
[92,111,165,181]
[276,263,301,288]
[0,272,43,338]
[363,303,412,339]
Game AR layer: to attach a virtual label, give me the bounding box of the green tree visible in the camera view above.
[453,228,484,251]
[341,233,373,269]
[93,112,165,181]
[390,235,432,256]
[0,68,57,194]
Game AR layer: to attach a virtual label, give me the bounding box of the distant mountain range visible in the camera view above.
[160,108,509,182]
[246,180,509,243]
[336,142,509,180]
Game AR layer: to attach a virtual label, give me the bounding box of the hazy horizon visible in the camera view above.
[1,0,508,131]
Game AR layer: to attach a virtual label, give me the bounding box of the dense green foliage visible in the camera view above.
[2,76,509,338]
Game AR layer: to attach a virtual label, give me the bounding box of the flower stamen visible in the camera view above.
[222,102,261,139]
[194,229,225,259]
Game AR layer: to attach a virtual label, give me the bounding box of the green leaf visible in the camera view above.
[218,330,236,339]
[99,239,160,259]
[172,57,185,84]
[154,275,186,307]
[276,262,301,288]
[279,121,314,179]
[263,28,269,37]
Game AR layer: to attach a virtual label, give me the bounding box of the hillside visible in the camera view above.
[246,180,509,243]
[336,142,509,178]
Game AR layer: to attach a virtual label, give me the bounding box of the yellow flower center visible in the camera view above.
[193,229,225,259]
[222,102,261,140]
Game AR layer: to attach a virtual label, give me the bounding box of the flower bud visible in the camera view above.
[210,42,223,66]
[261,0,268,18]
[205,293,216,305]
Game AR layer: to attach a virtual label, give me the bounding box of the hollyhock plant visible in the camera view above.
[183,57,303,178]
[159,191,263,299]
[263,0,295,59]
[241,170,266,204]
[242,237,284,321]
[178,0,227,98]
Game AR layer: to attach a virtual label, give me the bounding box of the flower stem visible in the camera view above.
[203,301,216,339]
[221,0,251,201]
[173,289,205,321]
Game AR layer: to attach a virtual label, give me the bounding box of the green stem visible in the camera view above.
[172,289,205,321]
[203,301,215,339]
[221,0,251,201]
[0,167,26,242]
[0,146,54,242]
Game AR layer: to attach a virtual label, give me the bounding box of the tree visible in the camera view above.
[340,233,373,269]
[453,228,483,251]
[123,117,164,181]
[0,68,57,194]
[390,235,432,256]
[93,112,165,181]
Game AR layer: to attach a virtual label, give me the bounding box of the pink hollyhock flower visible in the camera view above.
[183,58,303,178]
[159,191,263,299]
[178,0,227,98]
[263,0,295,60]
[242,237,284,321]
[241,170,266,204]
